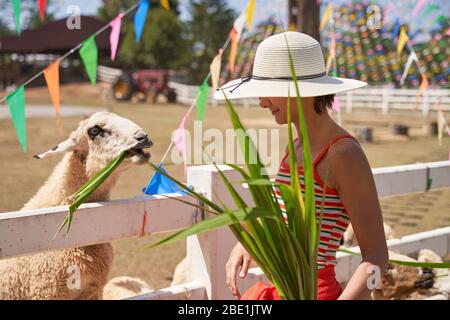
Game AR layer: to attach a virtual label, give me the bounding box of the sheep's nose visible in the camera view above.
[135,133,153,148]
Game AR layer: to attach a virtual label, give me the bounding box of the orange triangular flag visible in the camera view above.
[228,28,239,73]
[44,60,62,134]
[417,74,429,97]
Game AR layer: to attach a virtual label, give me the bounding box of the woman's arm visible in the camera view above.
[331,140,389,300]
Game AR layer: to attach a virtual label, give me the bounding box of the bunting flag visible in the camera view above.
[79,36,98,85]
[400,51,419,85]
[13,0,21,35]
[38,0,46,22]
[196,78,209,121]
[160,0,170,11]
[110,13,124,61]
[43,60,62,133]
[417,74,429,97]
[412,0,427,17]
[397,26,409,58]
[143,164,185,195]
[134,0,149,42]
[246,0,256,32]
[421,3,439,17]
[173,112,189,173]
[233,10,247,42]
[319,3,333,31]
[228,28,239,73]
[392,17,400,41]
[209,49,223,91]
[332,95,341,113]
[6,85,26,152]
[326,32,336,74]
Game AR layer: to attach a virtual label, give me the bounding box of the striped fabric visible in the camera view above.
[274,135,355,269]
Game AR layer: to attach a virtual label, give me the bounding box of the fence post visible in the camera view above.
[422,91,430,116]
[346,91,353,113]
[382,89,389,115]
[185,165,252,299]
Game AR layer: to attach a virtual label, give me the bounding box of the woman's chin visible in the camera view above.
[274,116,286,125]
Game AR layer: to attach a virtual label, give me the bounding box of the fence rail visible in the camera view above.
[1,161,450,299]
[169,81,450,115]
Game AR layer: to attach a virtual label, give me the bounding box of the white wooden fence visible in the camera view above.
[169,81,450,116]
[1,161,450,300]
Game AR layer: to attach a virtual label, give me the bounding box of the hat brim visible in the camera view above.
[214,75,367,100]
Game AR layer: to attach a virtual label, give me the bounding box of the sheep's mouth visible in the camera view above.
[125,147,151,161]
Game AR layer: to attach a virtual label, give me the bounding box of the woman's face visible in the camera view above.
[259,97,294,125]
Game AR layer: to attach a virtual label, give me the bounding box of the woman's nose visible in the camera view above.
[259,98,268,108]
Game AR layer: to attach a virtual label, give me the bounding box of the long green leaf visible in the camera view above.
[144,207,278,249]
[338,248,450,268]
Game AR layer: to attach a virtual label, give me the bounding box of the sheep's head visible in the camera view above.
[33,111,153,174]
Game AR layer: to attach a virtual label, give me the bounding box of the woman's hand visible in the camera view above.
[226,242,252,298]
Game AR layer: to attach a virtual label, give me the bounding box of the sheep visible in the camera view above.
[372,249,449,300]
[103,276,154,300]
[0,111,153,300]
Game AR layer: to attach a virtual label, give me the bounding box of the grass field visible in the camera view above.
[1,83,449,289]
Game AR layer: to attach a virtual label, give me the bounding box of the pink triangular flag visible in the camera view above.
[332,95,341,112]
[412,0,427,17]
[173,112,189,173]
[110,13,124,61]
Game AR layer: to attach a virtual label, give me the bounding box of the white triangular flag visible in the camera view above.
[400,51,419,85]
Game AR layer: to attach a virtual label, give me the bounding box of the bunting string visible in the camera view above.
[0,2,141,105]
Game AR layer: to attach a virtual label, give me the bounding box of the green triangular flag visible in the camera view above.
[6,85,26,152]
[13,0,21,35]
[196,79,209,121]
[79,36,98,85]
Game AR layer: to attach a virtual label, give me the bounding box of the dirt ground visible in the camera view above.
[1,83,449,289]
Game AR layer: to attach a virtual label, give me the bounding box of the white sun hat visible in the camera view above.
[214,31,367,100]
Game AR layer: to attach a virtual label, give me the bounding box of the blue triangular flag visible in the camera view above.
[143,164,185,195]
[392,18,400,42]
[134,0,149,42]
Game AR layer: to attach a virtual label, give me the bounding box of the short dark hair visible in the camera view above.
[313,94,335,114]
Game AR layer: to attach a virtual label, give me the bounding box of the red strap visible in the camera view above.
[313,134,358,169]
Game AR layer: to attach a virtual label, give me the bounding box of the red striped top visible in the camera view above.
[274,135,357,269]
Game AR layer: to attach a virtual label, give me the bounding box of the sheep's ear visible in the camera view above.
[33,138,78,159]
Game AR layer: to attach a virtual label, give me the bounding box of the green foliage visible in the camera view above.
[98,0,187,69]
[185,0,236,84]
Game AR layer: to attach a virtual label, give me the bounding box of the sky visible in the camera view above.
[5,0,449,35]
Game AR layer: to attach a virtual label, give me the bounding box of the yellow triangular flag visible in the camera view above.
[246,0,256,32]
[397,26,409,58]
[319,3,333,31]
[160,0,170,11]
[210,50,223,91]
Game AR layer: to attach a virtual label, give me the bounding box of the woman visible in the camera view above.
[214,32,388,300]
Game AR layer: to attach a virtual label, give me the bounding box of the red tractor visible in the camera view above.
[112,69,177,103]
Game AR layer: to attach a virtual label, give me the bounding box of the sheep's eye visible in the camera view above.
[87,125,104,140]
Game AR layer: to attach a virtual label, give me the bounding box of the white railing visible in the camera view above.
[169,81,450,115]
[1,161,450,300]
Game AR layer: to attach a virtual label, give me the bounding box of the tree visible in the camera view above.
[288,0,320,42]
[0,0,55,33]
[185,0,236,84]
[98,0,188,69]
